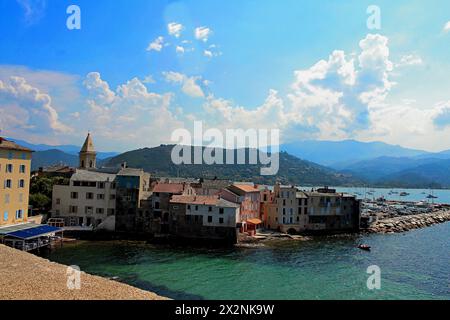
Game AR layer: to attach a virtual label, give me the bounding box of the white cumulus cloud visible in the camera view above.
[443,21,450,33]
[195,26,212,42]
[168,22,184,38]
[146,36,165,52]
[0,76,72,135]
[163,71,205,98]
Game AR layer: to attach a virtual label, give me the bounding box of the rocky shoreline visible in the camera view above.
[363,210,450,234]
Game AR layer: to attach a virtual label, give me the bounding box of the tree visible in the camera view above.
[29,193,51,211]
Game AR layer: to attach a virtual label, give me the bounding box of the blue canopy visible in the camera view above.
[5,225,61,240]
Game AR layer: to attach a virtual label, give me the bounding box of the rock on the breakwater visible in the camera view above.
[365,210,450,234]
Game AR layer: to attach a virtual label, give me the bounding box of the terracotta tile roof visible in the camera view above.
[153,183,185,194]
[230,184,260,193]
[0,138,33,152]
[171,195,220,205]
[170,195,240,208]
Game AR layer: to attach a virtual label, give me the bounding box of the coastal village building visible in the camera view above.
[0,137,63,251]
[115,166,151,232]
[0,138,33,226]
[266,184,308,233]
[169,195,240,243]
[51,134,151,232]
[52,169,117,230]
[220,184,262,234]
[32,165,75,179]
[150,182,195,233]
[304,187,361,232]
[266,184,360,233]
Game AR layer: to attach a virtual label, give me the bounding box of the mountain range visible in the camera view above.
[10,137,450,188]
[9,138,118,160]
[281,140,433,167]
[103,145,360,186]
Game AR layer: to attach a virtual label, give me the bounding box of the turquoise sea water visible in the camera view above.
[44,223,450,300]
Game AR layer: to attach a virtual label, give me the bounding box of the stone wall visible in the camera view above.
[364,210,450,234]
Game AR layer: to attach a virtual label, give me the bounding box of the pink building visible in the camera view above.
[220,184,261,233]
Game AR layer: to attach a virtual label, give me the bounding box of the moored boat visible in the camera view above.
[358,244,371,251]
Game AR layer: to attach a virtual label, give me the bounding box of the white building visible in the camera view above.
[52,169,117,230]
[52,134,117,230]
[170,195,241,228]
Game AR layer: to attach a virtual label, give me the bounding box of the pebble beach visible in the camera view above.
[0,244,167,300]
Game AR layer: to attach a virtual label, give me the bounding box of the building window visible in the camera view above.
[98,182,105,189]
[85,206,93,214]
[3,212,8,221]
[219,218,224,224]
[282,208,286,215]
[96,208,105,214]
[73,181,81,187]
[19,179,25,188]
[208,206,212,212]
[16,210,23,220]
[187,205,191,210]
[71,192,78,199]
[19,165,26,173]
[4,179,12,189]
[86,192,94,200]
[69,206,78,213]
[195,205,198,211]
[219,208,224,214]
[56,198,61,205]
[6,164,13,173]
[208,216,213,223]
[97,194,105,200]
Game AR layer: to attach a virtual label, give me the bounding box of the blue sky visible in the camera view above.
[1,0,450,152]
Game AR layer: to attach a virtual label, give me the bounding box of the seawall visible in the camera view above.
[364,210,450,234]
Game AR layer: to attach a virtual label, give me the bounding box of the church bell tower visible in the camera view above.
[79,133,97,169]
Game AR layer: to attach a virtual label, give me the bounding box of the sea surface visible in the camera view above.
[300,186,450,204]
[44,223,450,300]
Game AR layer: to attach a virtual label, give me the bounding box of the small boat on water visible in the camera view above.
[400,192,410,197]
[426,194,438,199]
[358,244,371,251]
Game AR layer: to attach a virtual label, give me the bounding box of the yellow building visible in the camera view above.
[0,137,33,226]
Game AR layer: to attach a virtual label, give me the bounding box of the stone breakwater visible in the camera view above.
[364,210,450,234]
